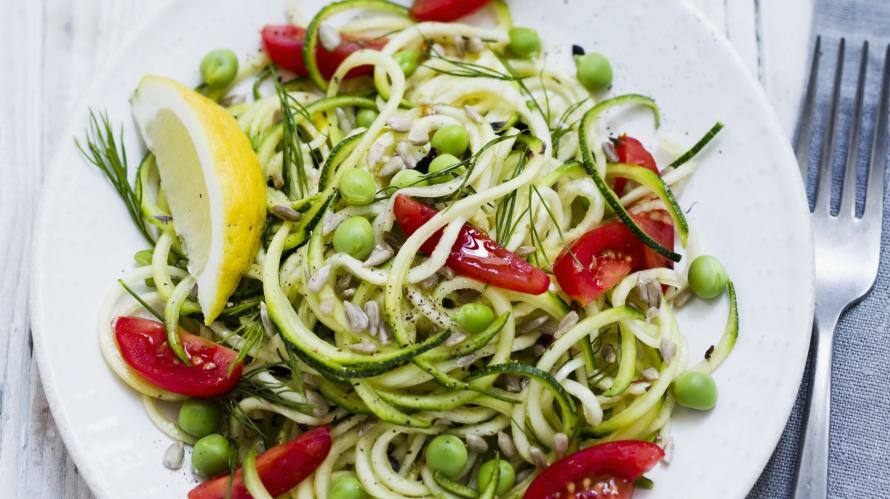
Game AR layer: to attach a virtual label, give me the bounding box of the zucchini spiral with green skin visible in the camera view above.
[92,2,737,497]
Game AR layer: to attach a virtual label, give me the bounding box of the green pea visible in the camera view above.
[393,50,421,77]
[477,459,515,495]
[356,108,379,129]
[191,434,232,477]
[200,49,239,88]
[329,472,366,499]
[431,125,470,156]
[428,153,464,184]
[333,216,375,260]
[673,371,718,410]
[178,399,222,438]
[134,249,154,266]
[508,27,541,58]
[687,255,728,299]
[339,167,377,206]
[425,435,467,478]
[455,303,494,334]
[389,169,428,189]
[575,52,613,92]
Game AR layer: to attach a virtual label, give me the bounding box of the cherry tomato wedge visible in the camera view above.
[261,25,386,79]
[114,316,242,397]
[552,211,673,305]
[188,426,332,499]
[393,194,550,295]
[410,0,490,21]
[523,440,664,499]
[611,134,659,195]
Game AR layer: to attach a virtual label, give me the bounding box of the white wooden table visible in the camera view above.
[0,0,811,496]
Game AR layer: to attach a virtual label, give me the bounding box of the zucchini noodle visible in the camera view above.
[90,3,737,497]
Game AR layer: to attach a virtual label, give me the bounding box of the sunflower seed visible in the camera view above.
[465,434,488,453]
[497,432,517,458]
[397,141,417,168]
[456,354,476,367]
[466,37,485,53]
[368,133,394,167]
[307,264,332,292]
[219,94,246,107]
[307,390,330,417]
[271,204,302,221]
[364,300,380,335]
[453,35,466,57]
[318,22,342,52]
[660,338,677,364]
[553,433,569,458]
[162,441,184,470]
[601,344,617,364]
[378,155,406,177]
[348,341,378,354]
[322,211,340,235]
[628,382,651,395]
[259,301,277,338]
[343,301,370,332]
[530,447,549,468]
[515,245,536,257]
[418,273,440,290]
[518,315,550,334]
[641,367,660,381]
[602,140,619,163]
[555,311,579,338]
[378,322,392,344]
[445,332,466,347]
[335,107,354,133]
[340,287,356,298]
[408,123,431,146]
[673,288,692,308]
[437,266,456,280]
[336,273,353,290]
[364,242,394,267]
[387,116,413,132]
[504,375,523,393]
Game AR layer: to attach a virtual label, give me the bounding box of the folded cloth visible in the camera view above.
[750,1,890,498]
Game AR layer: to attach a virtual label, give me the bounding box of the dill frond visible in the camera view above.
[76,110,152,242]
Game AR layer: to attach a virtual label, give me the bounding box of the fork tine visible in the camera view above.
[814,38,846,214]
[796,36,822,181]
[864,43,890,218]
[839,42,869,217]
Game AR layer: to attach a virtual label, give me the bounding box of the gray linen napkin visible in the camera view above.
[749,1,890,498]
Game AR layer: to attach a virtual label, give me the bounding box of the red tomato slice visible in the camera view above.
[611,134,659,195]
[393,194,550,295]
[188,426,332,499]
[261,25,386,79]
[410,0,490,21]
[114,316,242,397]
[523,440,664,499]
[552,211,674,305]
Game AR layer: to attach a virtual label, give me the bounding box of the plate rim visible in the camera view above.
[28,1,815,497]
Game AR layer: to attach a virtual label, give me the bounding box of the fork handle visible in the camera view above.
[793,310,840,499]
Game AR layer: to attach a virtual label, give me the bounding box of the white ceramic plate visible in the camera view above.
[31,0,814,497]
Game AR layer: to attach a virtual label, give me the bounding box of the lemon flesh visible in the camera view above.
[131,75,266,323]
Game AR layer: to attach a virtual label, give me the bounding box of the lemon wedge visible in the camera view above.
[130,75,266,324]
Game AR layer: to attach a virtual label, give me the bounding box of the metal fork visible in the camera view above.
[792,37,888,498]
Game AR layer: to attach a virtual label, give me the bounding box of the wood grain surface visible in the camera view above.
[0,0,811,496]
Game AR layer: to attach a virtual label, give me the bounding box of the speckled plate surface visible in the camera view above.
[31,0,814,497]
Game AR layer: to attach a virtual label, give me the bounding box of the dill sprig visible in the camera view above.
[226,316,265,373]
[494,143,531,245]
[76,110,152,242]
[117,279,163,321]
[237,363,316,414]
[275,80,311,200]
[530,185,581,267]
[253,64,276,100]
